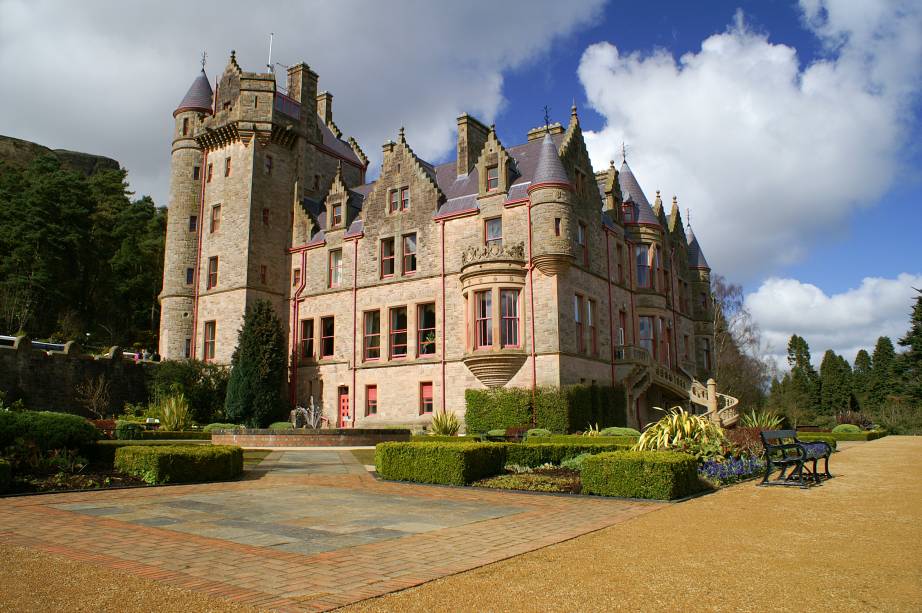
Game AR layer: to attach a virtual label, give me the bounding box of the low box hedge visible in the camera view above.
[524,435,639,446]
[114,444,243,485]
[504,442,633,467]
[139,430,211,440]
[0,458,10,494]
[375,442,506,485]
[793,433,838,449]
[410,435,481,443]
[581,451,701,500]
[88,440,207,466]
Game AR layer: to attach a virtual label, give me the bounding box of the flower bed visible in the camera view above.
[698,455,764,486]
[473,467,581,493]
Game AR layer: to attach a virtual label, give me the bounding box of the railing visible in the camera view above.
[614,345,651,364]
[652,364,691,395]
[274,92,301,119]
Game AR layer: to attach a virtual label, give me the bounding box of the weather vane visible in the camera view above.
[543,105,551,131]
[686,207,691,227]
[621,142,628,163]
[201,50,207,70]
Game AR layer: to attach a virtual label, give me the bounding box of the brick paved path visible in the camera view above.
[0,451,660,612]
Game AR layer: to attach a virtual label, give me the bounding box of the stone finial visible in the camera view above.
[398,126,405,143]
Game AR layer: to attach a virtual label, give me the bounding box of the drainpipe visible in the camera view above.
[190,148,209,359]
[351,236,359,428]
[626,237,640,427]
[604,229,615,387]
[289,247,307,407]
[440,220,447,415]
[670,249,680,373]
[526,196,537,425]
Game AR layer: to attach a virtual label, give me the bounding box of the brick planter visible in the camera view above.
[210,428,411,447]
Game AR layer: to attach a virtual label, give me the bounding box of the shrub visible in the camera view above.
[114,445,243,484]
[203,423,242,432]
[150,359,230,425]
[793,433,838,450]
[581,451,701,500]
[525,428,552,439]
[87,440,204,466]
[599,427,640,437]
[225,300,287,428]
[429,411,461,436]
[0,411,97,452]
[804,430,885,442]
[725,427,764,458]
[410,435,480,442]
[740,410,783,429]
[504,442,632,467]
[534,385,627,433]
[836,411,872,430]
[139,430,211,440]
[486,429,508,438]
[268,421,293,431]
[115,420,144,440]
[464,388,531,433]
[634,406,726,459]
[375,442,506,485]
[561,453,591,471]
[832,423,860,433]
[156,391,192,431]
[527,435,638,445]
[0,458,10,493]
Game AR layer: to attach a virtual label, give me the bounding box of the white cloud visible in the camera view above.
[0,0,605,204]
[745,273,921,367]
[578,0,922,281]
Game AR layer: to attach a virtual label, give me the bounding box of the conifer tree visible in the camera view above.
[897,289,922,403]
[787,334,820,418]
[225,300,287,428]
[852,349,872,408]
[869,336,897,410]
[820,350,853,415]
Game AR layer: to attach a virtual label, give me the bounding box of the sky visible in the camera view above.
[0,0,919,369]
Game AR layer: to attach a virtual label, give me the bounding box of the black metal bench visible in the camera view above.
[759,429,832,488]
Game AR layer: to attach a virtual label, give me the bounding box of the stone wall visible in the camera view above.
[0,337,152,416]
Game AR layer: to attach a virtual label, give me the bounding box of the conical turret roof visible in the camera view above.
[174,70,213,116]
[619,160,660,227]
[532,133,570,186]
[686,226,710,269]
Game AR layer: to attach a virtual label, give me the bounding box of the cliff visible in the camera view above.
[0,134,120,175]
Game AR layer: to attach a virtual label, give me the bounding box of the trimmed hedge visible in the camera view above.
[114,445,243,484]
[581,451,701,500]
[203,423,242,433]
[268,421,293,431]
[600,427,641,437]
[115,420,144,440]
[464,388,531,433]
[0,458,10,494]
[139,430,211,440]
[504,442,633,467]
[793,433,837,449]
[87,440,207,466]
[525,428,552,439]
[798,430,884,442]
[410,435,481,443]
[525,435,639,446]
[0,411,98,452]
[832,423,860,433]
[375,442,506,485]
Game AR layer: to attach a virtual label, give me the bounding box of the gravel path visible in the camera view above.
[345,436,922,613]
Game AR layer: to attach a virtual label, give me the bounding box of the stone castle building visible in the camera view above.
[159,53,721,430]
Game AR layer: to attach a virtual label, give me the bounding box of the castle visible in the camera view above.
[159,53,723,430]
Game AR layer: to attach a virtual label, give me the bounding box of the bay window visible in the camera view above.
[500,289,519,348]
[417,303,436,356]
[389,307,407,358]
[475,290,492,348]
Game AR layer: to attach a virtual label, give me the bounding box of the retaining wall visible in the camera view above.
[211,428,411,447]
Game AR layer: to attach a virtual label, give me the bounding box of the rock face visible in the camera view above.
[0,134,120,175]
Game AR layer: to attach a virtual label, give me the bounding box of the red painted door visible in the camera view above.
[338,387,350,427]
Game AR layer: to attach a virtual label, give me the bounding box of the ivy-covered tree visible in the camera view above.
[224,300,287,428]
[820,349,853,415]
[869,336,898,410]
[897,289,922,404]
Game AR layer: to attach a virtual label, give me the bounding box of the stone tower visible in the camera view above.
[687,225,714,378]
[159,69,213,359]
[528,133,575,275]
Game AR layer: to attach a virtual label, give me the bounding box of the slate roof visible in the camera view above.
[686,227,710,269]
[175,70,213,114]
[619,160,660,228]
[318,119,363,166]
[532,133,571,185]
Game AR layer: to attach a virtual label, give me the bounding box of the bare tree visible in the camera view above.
[75,374,111,419]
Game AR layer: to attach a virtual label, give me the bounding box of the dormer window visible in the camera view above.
[622,203,633,223]
[331,204,342,228]
[486,165,499,190]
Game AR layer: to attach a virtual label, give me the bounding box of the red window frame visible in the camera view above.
[574,294,585,353]
[486,165,499,190]
[365,385,378,416]
[417,303,436,356]
[381,238,395,278]
[300,319,314,359]
[329,249,342,288]
[419,382,434,414]
[475,290,493,349]
[635,244,652,289]
[500,289,519,348]
[389,307,408,358]
[224,157,231,177]
[210,204,221,233]
[363,310,381,361]
[388,190,399,213]
[485,217,502,248]
[320,316,335,358]
[292,267,301,287]
[207,256,218,289]
[588,299,598,356]
[182,117,189,136]
[207,163,213,183]
[400,187,410,210]
[331,204,342,227]
[577,222,588,266]
[402,233,417,275]
[203,320,216,361]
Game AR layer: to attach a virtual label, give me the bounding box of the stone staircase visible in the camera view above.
[689,378,740,427]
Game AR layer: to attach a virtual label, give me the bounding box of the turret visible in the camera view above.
[528,133,574,275]
[159,69,213,360]
[687,224,714,376]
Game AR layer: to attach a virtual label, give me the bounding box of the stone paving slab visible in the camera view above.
[0,450,662,611]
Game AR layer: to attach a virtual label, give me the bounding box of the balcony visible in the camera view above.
[615,345,691,399]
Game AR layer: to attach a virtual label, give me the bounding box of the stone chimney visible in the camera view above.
[286,63,318,107]
[456,113,490,177]
[317,91,333,125]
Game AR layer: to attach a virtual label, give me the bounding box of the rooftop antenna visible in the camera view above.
[686,207,691,228]
[621,142,628,163]
[543,105,551,132]
[266,32,274,73]
[200,50,207,71]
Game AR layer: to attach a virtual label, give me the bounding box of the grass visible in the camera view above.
[243,449,271,468]
[351,448,376,465]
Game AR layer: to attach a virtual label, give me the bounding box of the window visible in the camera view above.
[703,337,712,371]
[264,155,273,175]
[665,326,673,368]
[635,244,652,288]
[320,316,335,358]
[684,334,690,361]
[188,215,197,232]
[222,101,231,111]
[639,316,654,357]
[389,307,408,358]
[363,311,381,360]
[588,299,598,356]
[616,244,624,283]
[203,321,216,361]
[365,385,378,416]
[262,208,270,226]
[381,238,395,278]
[388,190,399,213]
[417,303,436,356]
[618,310,627,359]
[485,217,502,248]
[300,319,314,358]
[193,166,200,181]
[577,222,588,266]
[329,249,342,288]
[183,338,191,359]
[420,382,434,414]
[475,290,492,348]
[210,204,221,233]
[331,204,342,228]
[224,157,231,177]
[206,163,213,183]
[292,267,302,287]
[400,187,410,210]
[402,233,417,274]
[622,203,633,222]
[699,292,709,312]
[500,289,519,348]
[185,267,194,285]
[554,218,561,236]
[207,256,218,289]
[260,264,267,285]
[657,318,666,365]
[486,165,499,190]
[574,295,585,353]
[182,117,189,136]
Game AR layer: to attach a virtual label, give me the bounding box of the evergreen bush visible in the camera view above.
[503,442,633,467]
[203,423,242,433]
[464,388,531,433]
[0,411,98,451]
[581,451,701,500]
[87,440,204,466]
[114,445,243,484]
[375,442,506,485]
[599,427,641,437]
[224,300,287,428]
[150,360,229,425]
[832,423,860,433]
[115,420,144,440]
[268,421,293,430]
[139,430,211,440]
